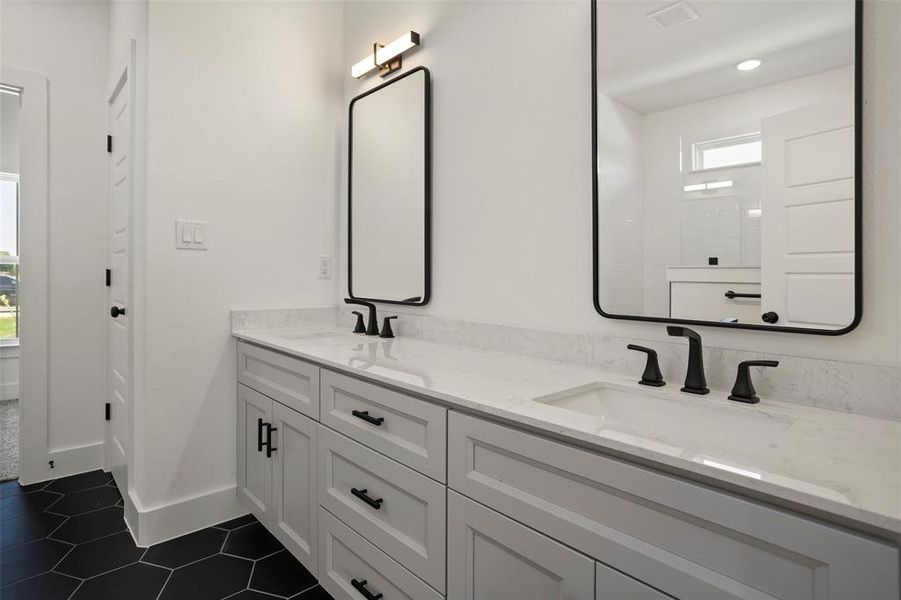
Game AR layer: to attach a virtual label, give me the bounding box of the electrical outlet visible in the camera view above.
[318,255,333,279]
[176,220,208,250]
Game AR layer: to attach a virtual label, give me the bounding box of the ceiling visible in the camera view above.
[596,0,855,114]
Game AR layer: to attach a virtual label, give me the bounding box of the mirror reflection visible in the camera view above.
[594,0,858,332]
[349,67,430,305]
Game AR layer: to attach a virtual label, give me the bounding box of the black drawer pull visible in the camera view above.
[351,578,383,600]
[257,418,264,453]
[352,410,384,426]
[265,424,277,458]
[724,290,761,299]
[351,487,383,510]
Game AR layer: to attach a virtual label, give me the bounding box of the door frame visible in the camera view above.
[105,39,137,494]
[2,65,50,485]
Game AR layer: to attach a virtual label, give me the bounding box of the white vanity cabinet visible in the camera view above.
[235,338,899,600]
[236,342,320,575]
[447,411,900,600]
[447,490,595,600]
[237,384,319,574]
[237,383,273,522]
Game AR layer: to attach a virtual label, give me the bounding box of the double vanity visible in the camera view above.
[232,323,900,600]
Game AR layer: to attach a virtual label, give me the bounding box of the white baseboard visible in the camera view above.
[127,484,247,547]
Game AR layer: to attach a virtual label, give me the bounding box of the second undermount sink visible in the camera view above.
[534,382,793,452]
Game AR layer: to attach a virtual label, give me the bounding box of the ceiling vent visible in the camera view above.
[647,1,700,29]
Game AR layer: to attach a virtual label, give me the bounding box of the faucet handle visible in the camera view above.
[379,316,398,339]
[351,311,366,334]
[729,360,779,404]
[627,345,665,387]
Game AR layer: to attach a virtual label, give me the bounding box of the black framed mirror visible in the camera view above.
[348,66,431,306]
[591,0,862,334]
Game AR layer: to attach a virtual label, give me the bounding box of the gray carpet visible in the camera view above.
[0,398,19,481]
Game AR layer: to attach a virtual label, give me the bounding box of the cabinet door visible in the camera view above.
[596,562,671,600]
[271,402,318,576]
[447,490,594,600]
[237,384,272,523]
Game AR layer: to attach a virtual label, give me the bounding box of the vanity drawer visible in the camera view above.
[448,411,899,600]
[237,342,319,419]
[320,368,446,481]
[595,562,670,600]
[318,507,442,600]
[318,425,446,591]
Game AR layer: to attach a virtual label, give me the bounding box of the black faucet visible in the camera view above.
[345,298,379,336]
[666,326,709,395]
[729,360,779,404]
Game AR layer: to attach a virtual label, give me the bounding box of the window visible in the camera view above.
[692,132,761,171]
[0,174,18,341]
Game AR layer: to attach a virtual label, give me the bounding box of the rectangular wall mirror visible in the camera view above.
[349,66,431,305]
[592,0,861,334]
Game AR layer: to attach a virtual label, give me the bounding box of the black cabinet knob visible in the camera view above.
[761,311,779,324]
[110,306,126,318]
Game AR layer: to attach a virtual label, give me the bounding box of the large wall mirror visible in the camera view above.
[349,66,431,305]
[592,0,861,334]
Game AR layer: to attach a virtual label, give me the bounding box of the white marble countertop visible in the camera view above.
[232,326,901,537]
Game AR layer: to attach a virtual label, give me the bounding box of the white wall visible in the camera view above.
[596,93,644,315]
[135,0,343,514]
[340,0,901,372]
[1,1,110,468]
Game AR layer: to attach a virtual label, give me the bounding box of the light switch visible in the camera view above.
[176,220,208,250]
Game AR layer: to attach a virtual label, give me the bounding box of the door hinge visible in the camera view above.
[106,269,111,287]
[107,135,113,153]
[105,403,111,421]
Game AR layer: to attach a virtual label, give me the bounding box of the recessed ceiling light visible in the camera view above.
[736,59,762,72]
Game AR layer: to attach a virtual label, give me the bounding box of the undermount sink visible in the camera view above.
[534,382,793,453]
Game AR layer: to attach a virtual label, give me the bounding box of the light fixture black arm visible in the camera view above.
[626,344,665,387]
[345,298,379,336]
[729,360,779,404]
[666,326,709,395]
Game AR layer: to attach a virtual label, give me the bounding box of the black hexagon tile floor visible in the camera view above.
[0,471,333,600]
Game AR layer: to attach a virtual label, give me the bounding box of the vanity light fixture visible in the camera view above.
[683,180,734,192]
[351,31,421,79]
[736,59,762,71]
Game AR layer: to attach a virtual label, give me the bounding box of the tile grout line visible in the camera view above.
[0,562,84,591]
[154,568,174,600]
[44,500,123,520]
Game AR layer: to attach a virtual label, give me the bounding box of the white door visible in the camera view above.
[447,490,595,600]
[106,42,135,492]
[237,384,272,523]
[760,94,855,330]
[271,401,318,575]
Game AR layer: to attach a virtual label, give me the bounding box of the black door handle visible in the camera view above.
[110,306,126,318]
[257,418,264,452]
[265,423,277,458]
[350,488,383,510]
[352,410,384,426]
[724,290,761,299]
[351,579,384,600]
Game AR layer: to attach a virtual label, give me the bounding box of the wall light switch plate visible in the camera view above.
[318,255,333,279]
[176,220,208,250]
